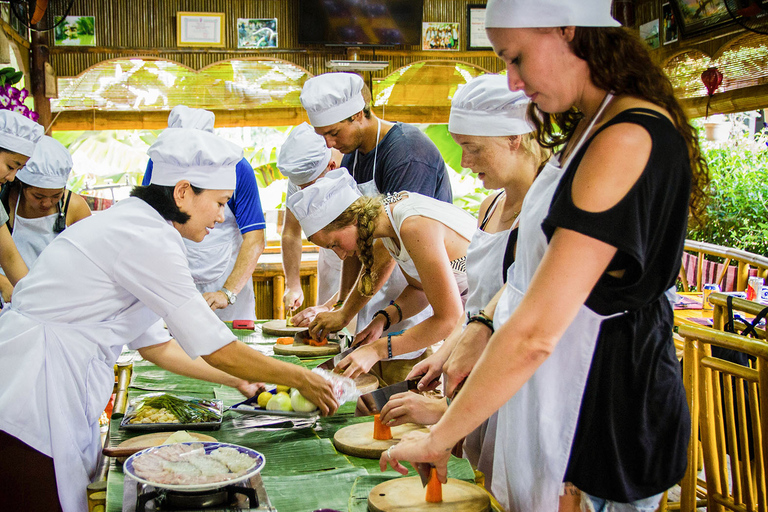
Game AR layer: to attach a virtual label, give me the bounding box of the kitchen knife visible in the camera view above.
[316,346,356,371]
[415,462,434,488]
[355,378,420,416]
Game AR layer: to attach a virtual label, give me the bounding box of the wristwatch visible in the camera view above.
[220,287,237,305]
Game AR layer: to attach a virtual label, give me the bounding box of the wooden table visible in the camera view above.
[673,292,713,328]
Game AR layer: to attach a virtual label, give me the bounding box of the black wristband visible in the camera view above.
[467,314,495,334]
[389,300,403,324]
[387,334,393,358]
[374,309,392,331]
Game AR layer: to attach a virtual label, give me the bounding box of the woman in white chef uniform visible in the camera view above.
[0,136,91,304]
[278,122,345,313]
[378,74,546,492]
[0,110,43,296]
[0,128,337,512]
[382,1,707,511]
[288,170,476,385]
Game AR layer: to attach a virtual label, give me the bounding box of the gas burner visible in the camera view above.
[134,475,274,511]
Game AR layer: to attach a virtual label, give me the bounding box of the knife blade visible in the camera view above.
[316,346,357,371]
[355,378,420,416]
[415,462,434,487]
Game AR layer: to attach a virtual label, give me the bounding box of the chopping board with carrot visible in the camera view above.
[367,473,490,512]
[333,415,428,459]
[272,329,341,357]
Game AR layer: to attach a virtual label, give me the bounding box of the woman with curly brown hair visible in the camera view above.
[381,1,708,511]
[287,168,476,385]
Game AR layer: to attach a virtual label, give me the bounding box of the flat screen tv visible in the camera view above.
[298,0,424,46]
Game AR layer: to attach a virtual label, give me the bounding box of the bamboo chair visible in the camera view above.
[710,293,768,341]
[678,324,768,512]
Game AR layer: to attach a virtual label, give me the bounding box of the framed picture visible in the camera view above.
[177,12,225,47]
[639,19,660,49]
[669,0,732,37]
[237,18,277,48]
[662,3,679,44]
[53,16,95,46]
[422,22,460,51]
[467,5,492,50]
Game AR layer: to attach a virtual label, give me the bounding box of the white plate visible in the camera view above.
[123,442,265,492]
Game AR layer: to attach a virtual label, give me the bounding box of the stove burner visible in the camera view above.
[136,483,258,511]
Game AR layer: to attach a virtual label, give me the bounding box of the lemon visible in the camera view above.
[257,391,273,409]
[276,385,291,394]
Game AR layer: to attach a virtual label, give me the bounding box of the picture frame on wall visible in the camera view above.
[467,5,492,50]
[639,19,660,49]
[669,0,732,37]
[662,3,679,44]
[237,18,277,49]
[53,16,95,47]
[177,12,225,47]
[422,22,460,51]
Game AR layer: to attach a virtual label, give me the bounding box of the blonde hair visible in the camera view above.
[517,132,551,176]
[322,196,382,296]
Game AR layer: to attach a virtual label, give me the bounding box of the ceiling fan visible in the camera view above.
[724,0,768,35]
[9,0,76,32]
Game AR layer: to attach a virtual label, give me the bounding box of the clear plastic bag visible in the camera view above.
[311,368,360,404]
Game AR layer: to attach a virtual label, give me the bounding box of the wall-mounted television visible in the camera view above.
[298,0,424,46]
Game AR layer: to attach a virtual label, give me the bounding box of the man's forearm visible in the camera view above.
[223,230,265,294]
[281,233,303,291]
[139,339,244,389]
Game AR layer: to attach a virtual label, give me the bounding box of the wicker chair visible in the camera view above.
[678,324,768,512]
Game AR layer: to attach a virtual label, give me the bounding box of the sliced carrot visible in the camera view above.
[275,337,294,345]
[425,467,442,503]
[308,337,328,347]
[372,414,392,440]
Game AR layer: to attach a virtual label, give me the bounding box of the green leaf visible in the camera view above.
[9,71,23,85]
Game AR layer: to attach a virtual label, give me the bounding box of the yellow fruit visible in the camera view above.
[275,385,291,394]
[257,391,273,409]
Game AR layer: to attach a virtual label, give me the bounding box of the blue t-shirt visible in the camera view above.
[340,122,452,202]
[143,157,266,235]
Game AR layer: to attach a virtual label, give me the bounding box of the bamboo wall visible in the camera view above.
[49,0,503,79]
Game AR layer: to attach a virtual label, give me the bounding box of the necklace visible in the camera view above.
[500,208,520,224]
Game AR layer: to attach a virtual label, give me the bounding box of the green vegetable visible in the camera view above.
[140,394,220,423]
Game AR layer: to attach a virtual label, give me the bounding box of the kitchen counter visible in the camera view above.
[105,322,483,512]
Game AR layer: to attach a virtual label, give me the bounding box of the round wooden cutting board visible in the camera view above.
[368,476,490,512]
[273,340,341,357]
[333,422,428,459]
[261,319,309,337]
[102,432,217,459]
[355,373,379,394]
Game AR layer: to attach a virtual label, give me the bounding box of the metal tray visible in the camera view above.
[120,395,224,432]
[228,394,319,419]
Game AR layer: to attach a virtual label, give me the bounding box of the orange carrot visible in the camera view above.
[372,414,392,440]
[275,337,294,345]
[308,337,328,347]
[425,467,442,503]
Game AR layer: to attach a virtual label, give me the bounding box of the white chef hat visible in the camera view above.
[16,136,73,189]
[286,168,361,237]
[449,74,533,137]
[300,73,366,128]
[485,0,620,28]
[0,110,44,157]
[167,105,215,133]
[148,129,241,190]
[277,123,333,186]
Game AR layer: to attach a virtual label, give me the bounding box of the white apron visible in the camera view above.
[0,198,235,512]
[10,198,59,267]
[317,247,343,304]
[185,204,256,321]
[461,211,513,493]
[352,127,432,354]
[490,94,621,511]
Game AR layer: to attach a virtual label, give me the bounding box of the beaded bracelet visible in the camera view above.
[467,314,494,333]
[389,300,403,324]
[374,309,392,331]
[332,300,345,309]
[387,334,393,358]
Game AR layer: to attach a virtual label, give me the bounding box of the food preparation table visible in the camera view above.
[105,322,490,512]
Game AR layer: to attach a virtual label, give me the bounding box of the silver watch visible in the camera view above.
[220,287,237,305]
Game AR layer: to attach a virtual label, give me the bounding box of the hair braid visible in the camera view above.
[323,196,383,296]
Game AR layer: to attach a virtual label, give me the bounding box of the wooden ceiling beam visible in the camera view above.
[681,83,768,119]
